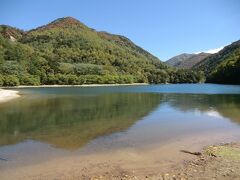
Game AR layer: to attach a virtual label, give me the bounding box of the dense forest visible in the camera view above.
[0,17,204,86]
[193,40,240,84]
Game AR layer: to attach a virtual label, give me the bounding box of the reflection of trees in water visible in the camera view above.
[166,94,240,124]
[0,93,239,150]
[0,93,162,150]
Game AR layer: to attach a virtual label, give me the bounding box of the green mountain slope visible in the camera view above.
[0,17,203,86]
[193,40,240,84]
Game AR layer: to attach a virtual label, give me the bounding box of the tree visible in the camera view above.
[0,75,3,86]
[19,74,40,86]
[3,75,20,86]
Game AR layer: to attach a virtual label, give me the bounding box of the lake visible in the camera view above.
[0,84,240,179]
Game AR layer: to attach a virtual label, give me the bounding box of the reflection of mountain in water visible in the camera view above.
[0,93,162,150]
[166,94,240,124]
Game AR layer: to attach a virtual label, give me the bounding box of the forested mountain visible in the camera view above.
[193,40,240,84]
[166,53,210,69]
[0,17,203,86]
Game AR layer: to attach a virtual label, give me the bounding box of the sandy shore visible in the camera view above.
[0,89,20,103]
[2,83,149,89]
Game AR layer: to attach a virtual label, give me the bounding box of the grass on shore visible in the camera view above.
[205,144,240,161]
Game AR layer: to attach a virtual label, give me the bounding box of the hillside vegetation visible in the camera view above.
[193,40,240,84]
[0,17,203,86]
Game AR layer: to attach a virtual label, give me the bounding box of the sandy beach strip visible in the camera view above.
[0,89,20,103]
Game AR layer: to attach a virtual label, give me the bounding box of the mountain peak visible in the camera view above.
[32,17,87,32]
[51,17,81,25]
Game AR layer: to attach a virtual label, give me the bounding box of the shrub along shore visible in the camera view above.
[0,72,204,87]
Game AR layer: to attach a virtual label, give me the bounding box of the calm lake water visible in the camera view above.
[0,84,240,176]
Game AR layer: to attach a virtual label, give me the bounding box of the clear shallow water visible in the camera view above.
[0,84,240,169]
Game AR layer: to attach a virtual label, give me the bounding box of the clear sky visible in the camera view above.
[0,0,239,61]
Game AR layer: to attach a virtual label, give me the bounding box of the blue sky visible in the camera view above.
[0,0,239,61]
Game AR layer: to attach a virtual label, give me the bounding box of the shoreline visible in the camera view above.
[1,83,149,89]
[0,89,20,103]
[1,139,239,179]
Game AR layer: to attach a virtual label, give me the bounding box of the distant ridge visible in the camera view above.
[166,53,210,69]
